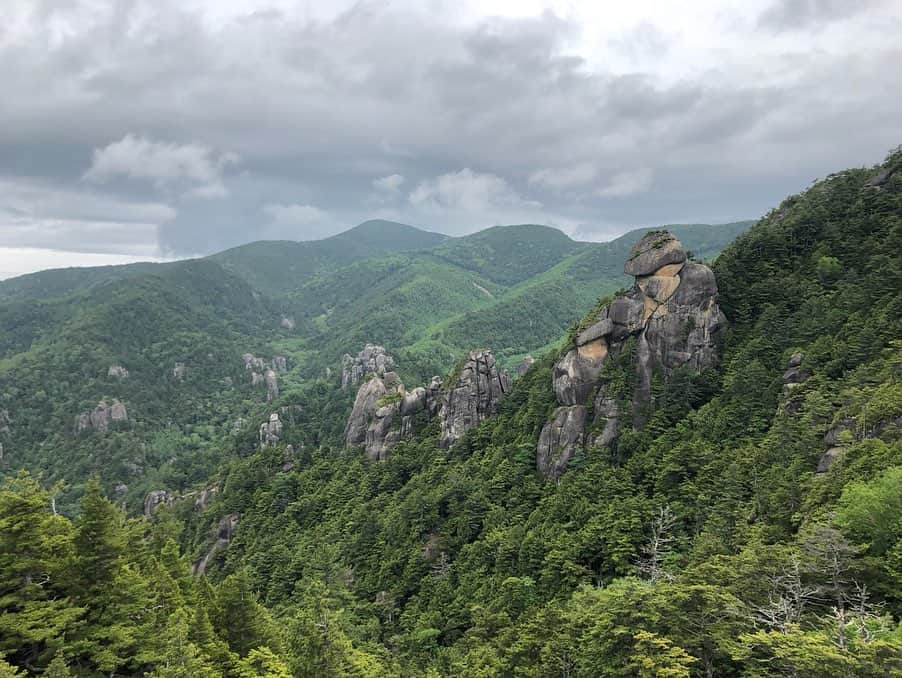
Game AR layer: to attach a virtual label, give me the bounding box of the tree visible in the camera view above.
[0,473,81,669]
[628,630,697,678]
[636,506,678,582]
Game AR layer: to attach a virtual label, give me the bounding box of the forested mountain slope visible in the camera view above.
[0,221,746,510]
[174,151,900,675]
[2,151,896,675]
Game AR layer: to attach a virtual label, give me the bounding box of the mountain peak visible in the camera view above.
[331,220,448,248]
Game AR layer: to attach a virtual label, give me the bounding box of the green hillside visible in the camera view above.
[160,148,899,675]
[0,220,749,506]
[211,219,447,295]
[1,152,895,675]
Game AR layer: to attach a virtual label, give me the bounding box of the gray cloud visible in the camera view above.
[758,0,883,32]
[0,0,900,262]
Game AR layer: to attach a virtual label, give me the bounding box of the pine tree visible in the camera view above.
[0,473,82,669]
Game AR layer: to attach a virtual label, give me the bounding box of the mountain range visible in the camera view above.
[1,148,900,677]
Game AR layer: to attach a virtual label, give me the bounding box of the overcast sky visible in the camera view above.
[1,0,901,279]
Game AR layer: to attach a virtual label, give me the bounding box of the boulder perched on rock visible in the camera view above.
[75,399,128,434]
[623,231,687,277]
[440,350,511,448]
[537,230,726,479]
[342,344,395,389]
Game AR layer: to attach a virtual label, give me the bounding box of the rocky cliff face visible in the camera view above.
[344,348,509,459]
[342,344,395,389]
[439,350,511,448]
[345,370,442,461]
[537,230,726,480]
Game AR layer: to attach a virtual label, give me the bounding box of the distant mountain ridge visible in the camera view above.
[0,217,751,506]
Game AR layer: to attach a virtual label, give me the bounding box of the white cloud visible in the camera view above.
[596,168,654,198]
[529,162,599,190]
[263,202,330,225]
[0,247,176,281]
[372,173,406,194]
[84,134,240,198]
[409,168,540,211]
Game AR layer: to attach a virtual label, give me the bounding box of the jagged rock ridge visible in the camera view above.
[344,348,510,459]
[342,344,395,389]
[537,230,726,480]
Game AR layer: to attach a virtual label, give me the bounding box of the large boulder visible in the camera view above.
[439,350,511,448]
[537,405,587,481]
[623,231,687,277]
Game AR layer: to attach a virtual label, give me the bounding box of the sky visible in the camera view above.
[1,0,901,279]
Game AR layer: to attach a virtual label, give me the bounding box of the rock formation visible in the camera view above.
[344,349,509,459]
[192,513,239,576]
[342,344,395,389]
[75,399,129,434]
[242,353,267,371]
[516,355,535,376]
[259,412,283,448]
[264,368,279,401]
[537,230,726,480]
[271,356,288,373]
[107,365,129,379]
[143,489,173,517]
[439,350,511,448]
[172,362,188,381]
[280,316,295,330]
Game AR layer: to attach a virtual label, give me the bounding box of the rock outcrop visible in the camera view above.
[192,513,239,576]
[342,344,395,389]
[537,230,726,480]
[144,489,173,517]
[259,412,283,448]
[439,350,511,448]
[264,368,279,401]
[516,355,535,376]
[172,362,188,381]
[344,349,509,458]
[75,399,129,434]
[107,365,129,379]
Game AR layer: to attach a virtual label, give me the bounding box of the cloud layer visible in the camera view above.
[1,0,900,268]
